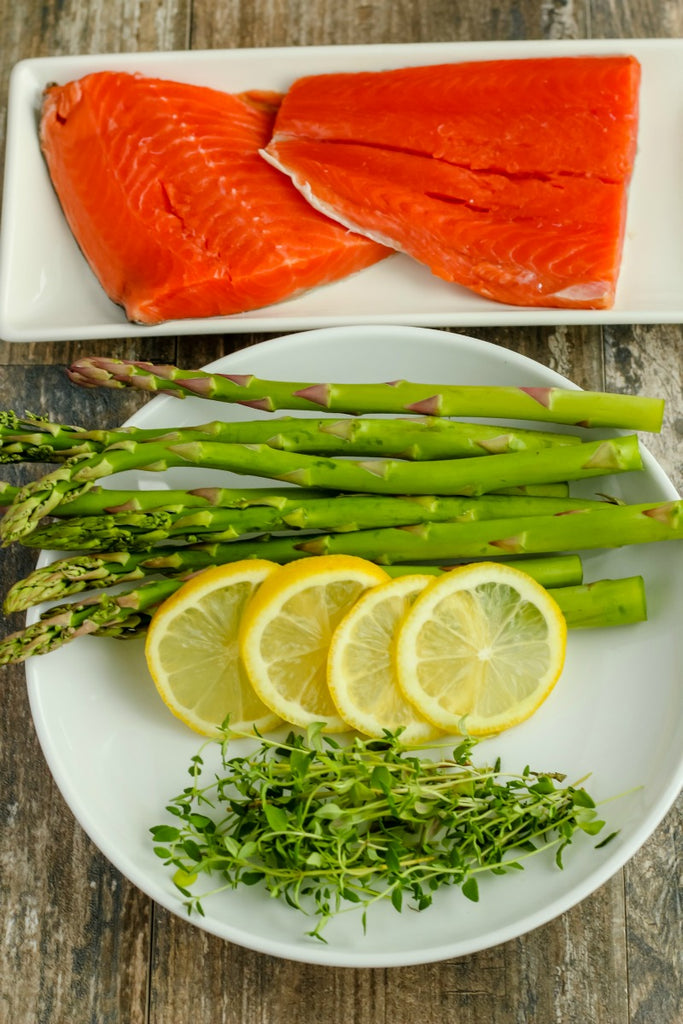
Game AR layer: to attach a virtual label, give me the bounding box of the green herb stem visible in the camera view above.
[151,726,610,939]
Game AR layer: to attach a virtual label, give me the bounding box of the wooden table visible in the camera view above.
[1,2,680,1021]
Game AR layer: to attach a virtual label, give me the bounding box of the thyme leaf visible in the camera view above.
[150,725,608,940]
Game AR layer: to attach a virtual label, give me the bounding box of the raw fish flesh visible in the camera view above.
[40,72,390,324]
[263,56,641,309]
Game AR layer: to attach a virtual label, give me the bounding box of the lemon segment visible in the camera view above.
[239,555,390,731]
[145,560,281,737]
[395,561,567,736]
[327,574,442,743]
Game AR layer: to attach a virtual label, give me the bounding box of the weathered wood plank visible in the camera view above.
[189,0,592,48]
[0,338,178,368]
[452,325,605,391]
[0,0,191,62]
[590,0,683,38]
[385,875,627,1024]
[148,875,628,1024]
[0,366,153,1024]
[603,325,683,487]
[602,322,683,1024]
[623,802,683,1024]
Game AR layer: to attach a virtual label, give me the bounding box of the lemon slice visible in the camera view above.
[327,573,442,743]
[145,560,281,737]
[395,561,567,736]
[239,555,390,731]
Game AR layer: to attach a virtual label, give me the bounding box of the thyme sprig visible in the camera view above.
[150,725,611,941]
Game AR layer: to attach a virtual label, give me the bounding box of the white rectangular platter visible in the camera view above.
[1,38,682,341]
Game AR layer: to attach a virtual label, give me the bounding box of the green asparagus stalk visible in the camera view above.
[4,544,584,613]
[0,573,646,665]
[0,434,642,544]
[0,577,182,663]
[291,500,683,560]
[67,357,665,431]
[384,569,647,628]
[487,484,570,497]
[20,492,613,552]
[384,556,583,589]
[0,411,143,462]
[9,498,676,611]
[0,483,338,513]
[544,575,648,628]
[0,481,18,505]
[0,410,583,464]
[156,437,640,499]
[0,480,575,513]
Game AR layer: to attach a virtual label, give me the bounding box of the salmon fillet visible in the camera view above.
[39,72,391,324]
[263,56,641,309]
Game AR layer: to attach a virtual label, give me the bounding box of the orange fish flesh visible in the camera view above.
[40,72,391,324]
[263,56,641,309]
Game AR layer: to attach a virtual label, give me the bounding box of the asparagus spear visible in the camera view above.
[4,544,584,613]
[0,577,181,663]
[0,573,647,666]
[67,357,665,431]
[0,484,329,514]
[486,484,570,497]
[20,492,613,551]
[544,575,647,628]
[290,500,682,561]
[0,480,575,513]
[385,569,647,628]
[385,555,583,589]
[9,498,676,612]
[0,434,642,544]
[9,495,680,610]
[0,481,17,505]
[0,411,582,463]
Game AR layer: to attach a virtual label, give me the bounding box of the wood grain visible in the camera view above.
[0,1,680,1022]
[624,801,682,1024]
[147,872,629,1024]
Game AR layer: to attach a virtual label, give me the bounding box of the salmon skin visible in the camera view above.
[263,56,641,309]
[39,72,390,324]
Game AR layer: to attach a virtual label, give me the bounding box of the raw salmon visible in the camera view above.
[263,56,641,309]
[39,72,390,324]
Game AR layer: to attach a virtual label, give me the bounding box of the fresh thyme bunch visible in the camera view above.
[150,726,613,940]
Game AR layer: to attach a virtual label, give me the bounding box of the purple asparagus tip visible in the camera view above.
[490,535,524,553]
[519,386,553,408]
[405,395,442,416]
[67,360,115,387]
[218,373,254,387]
[188,488,222,505]
[293,384,331,407]
[238,398,275,412]
[643,502,676,524]
[178,378,213,398]
[68,357,163,391]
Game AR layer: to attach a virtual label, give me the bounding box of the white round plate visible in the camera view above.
[25,325,683,967]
